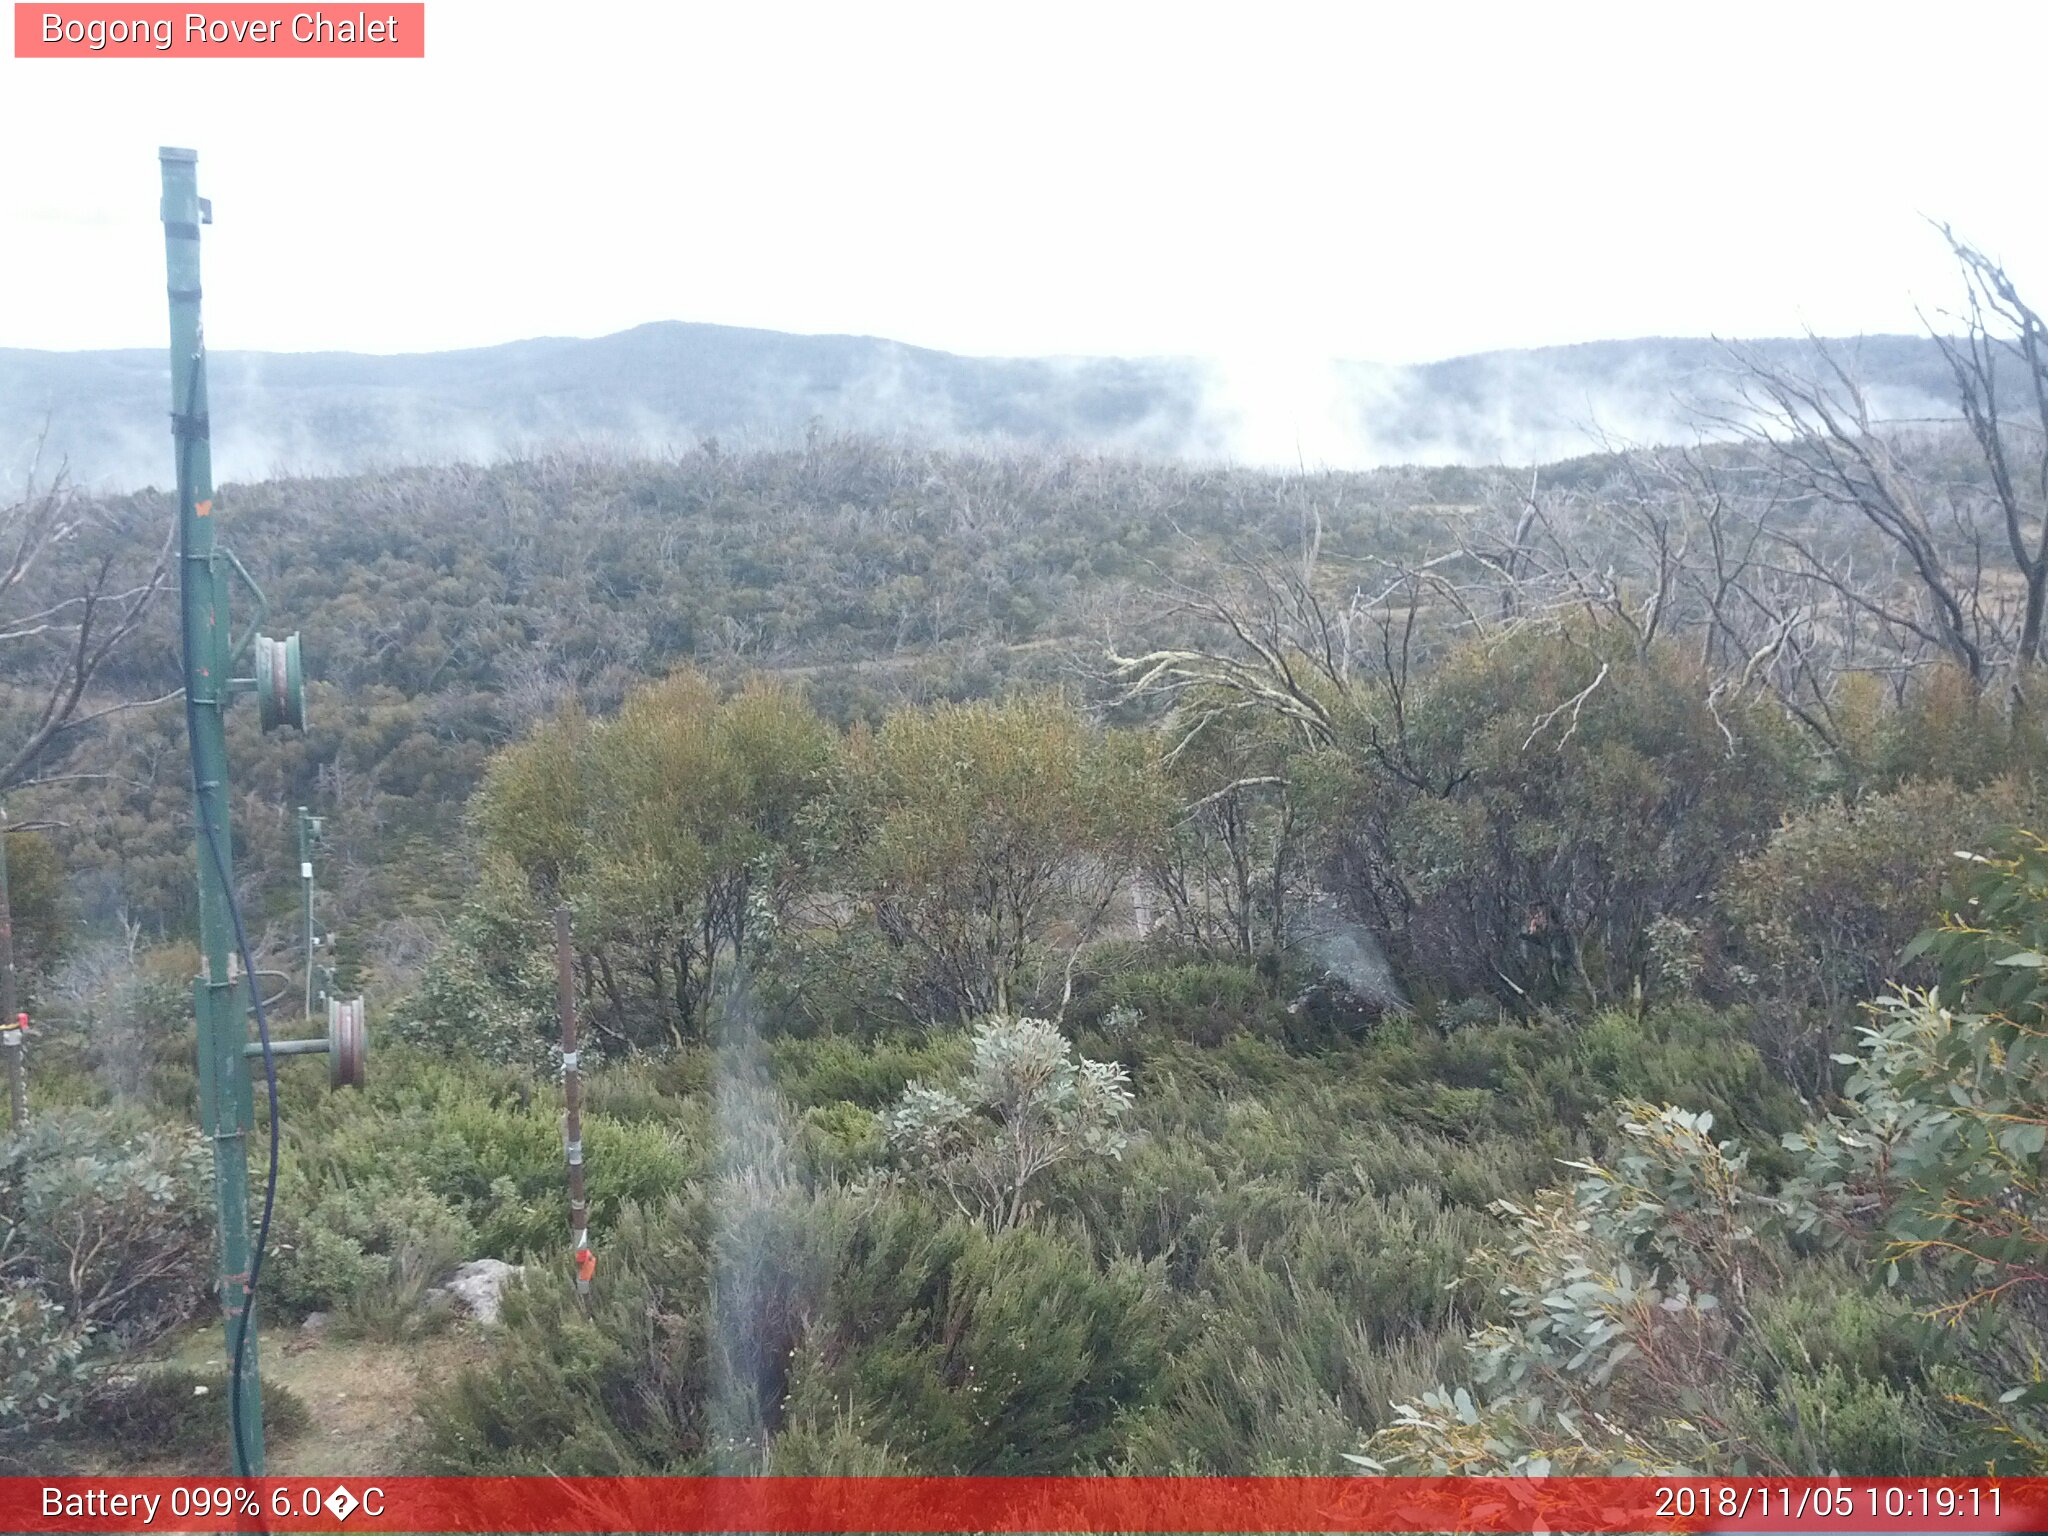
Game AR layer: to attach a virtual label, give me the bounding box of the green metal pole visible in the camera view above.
[299,807,314,1020]
[161,146,264,1477]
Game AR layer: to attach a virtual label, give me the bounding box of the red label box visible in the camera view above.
[8,1476,2048,1534]
[13,3,425,56]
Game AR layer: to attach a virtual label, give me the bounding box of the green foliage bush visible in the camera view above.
[1720,776,2035,1089]
[270,1181,478,1325]
[72,1368,310,1462]
[828,694,1165,1023]
[422,1184,1166,1474]
[1568,1004,1805,1163]
[1364,959,2048,1480]
[37,942,197,1115]
[767,1033,964,1110]
[1317,632,1803,1009]
[0,1107,211,1346]
[388,881,557,1068]
[884,1017,1132,1231]
[1122,1233,1455,1472]
[470,671,837,1050]
[0,1108,211,1439]
[1735,1263,1965,1473]
[1085,960,1289,1049]
[1360,1104,1820,1475]
[578,1052,713,1125]
[0,1284,88,1432]
[1769,839,2048,1333]
[2,831,68,989]
[1832,664,2036,796]
[794,1101,886,1183]
[277,1045,692,1260]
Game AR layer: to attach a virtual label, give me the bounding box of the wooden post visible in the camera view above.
[554,906,591,1301]
[0,804,23,1132]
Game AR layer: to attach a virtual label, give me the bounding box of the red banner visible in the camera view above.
[10,1477,2048,1533]
[13,4,424,57]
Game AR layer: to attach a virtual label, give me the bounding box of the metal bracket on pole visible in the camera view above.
[219,546,268,664]
[240,997,366,1089]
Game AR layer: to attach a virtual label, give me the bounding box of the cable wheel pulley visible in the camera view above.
[254,632,305,732]
[326,996,367,1090]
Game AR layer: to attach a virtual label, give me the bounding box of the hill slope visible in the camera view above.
[0,324,1963,489]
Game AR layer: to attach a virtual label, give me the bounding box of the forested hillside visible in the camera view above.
[0,326,1966,490]
[32,440,1475,968]
[15,301,2048,1476]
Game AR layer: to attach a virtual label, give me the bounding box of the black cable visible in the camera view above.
[200,799,281,1480]
[177,361,281,1480]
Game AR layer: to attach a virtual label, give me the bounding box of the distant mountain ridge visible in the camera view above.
[0,322,1965,491]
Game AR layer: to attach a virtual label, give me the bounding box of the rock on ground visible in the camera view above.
[437,1258,525,1325]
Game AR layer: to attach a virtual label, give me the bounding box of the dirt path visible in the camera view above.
[263,1329,485,1475]
[129,1324,486,1475]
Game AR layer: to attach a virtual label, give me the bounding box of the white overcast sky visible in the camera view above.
[0,1,2040,364]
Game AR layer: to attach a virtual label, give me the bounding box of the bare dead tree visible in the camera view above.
[0,452,176,798]
[1107,238,2048,941]
[1107,509,1494,762]
[1692,232,2048,715]
[1718,344,1993,684]
[1928,224,2048,680]
[1439,429,1981,763]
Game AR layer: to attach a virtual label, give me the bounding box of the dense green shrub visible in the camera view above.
[0,832,68,995]
[1734,1263,1967,1473]
[71,1368,310,1462]
[0,1109,212,1439]
[269,1181,478,1323]
[1833,663,2039,796]
[276,1045,693,1258]
[421,1185,1165,1474]
[767,1033,964,1109]
[1719,777,2035,1090]
[0,1107,211,1346]
[1775,840,2048,1325]
[579,1052,713,1125]
[1085,960,1288,1048]
[469,672,838,1051]
[1566,1004,1805,1162]
[794,1101,886,1183]
[1361,1104,1795,1475]
[1120,1232,1456,1472]
[816,1214,1163,1473]
[37,942,197,1115]
[387,884,558,1068]
[1315,632,1804,1009]
[826,695,1165,1024]
[0,1284,89,1433]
